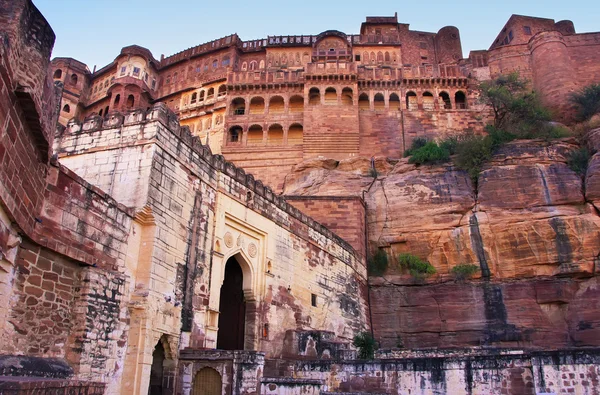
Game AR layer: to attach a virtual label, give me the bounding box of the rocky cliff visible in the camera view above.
[283,134,600,350]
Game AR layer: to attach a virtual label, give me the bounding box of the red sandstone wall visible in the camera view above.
[303,84,360,159]
[286,196,366,258]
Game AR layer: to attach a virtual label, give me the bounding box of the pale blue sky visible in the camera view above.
[34,0,597,71]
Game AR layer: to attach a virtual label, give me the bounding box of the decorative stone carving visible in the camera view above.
[248,242,257,258]
[224,232,233,248]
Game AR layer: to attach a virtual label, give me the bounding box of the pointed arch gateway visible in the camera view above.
[216,252,256,350]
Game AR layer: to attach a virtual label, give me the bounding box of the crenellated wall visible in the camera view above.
[53,102,370,392]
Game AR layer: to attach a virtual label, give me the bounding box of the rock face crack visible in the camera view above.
[377,179,391,246]
[468,214,490,279]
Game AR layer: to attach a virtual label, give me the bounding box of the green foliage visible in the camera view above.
[479,72,558,138]
[570,83,600,122]
[353,331,377,359]
[397,253,436,280]
[450,263,480,281]
[453,133,494,183]
[403,137,428,157]
[567,147,593,176]
[439,136,459,155]
[367,249,389,276]
[407,141,451,165]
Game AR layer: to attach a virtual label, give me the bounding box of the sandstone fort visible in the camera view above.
[1,0,600,393]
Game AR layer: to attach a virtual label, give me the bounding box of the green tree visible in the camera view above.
[478,72,552,137]
[353,332,377,359]
[570,83,600,122]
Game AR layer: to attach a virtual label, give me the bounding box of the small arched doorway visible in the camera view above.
[217,257,246,350]
[148,340,165,395]
[192,368,222,395]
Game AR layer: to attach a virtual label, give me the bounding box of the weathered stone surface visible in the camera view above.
[285,139,600,349]
[286,139,600,281]
[371,277,600,349]
[586,127,600,209]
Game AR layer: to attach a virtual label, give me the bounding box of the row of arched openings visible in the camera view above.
[358,91,467,111]
[230,95,304,115]
[189,85,226,105]
[53,69,78,85]
[228,124,303,146]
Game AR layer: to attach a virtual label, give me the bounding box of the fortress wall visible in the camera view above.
[0,3,134,392]
[487,43,533,82]
[359,111,404,157]
[54,104,369,390]
[285,196,366,258]
[565,33,600,90]
[221,146,303,192]
[259,349,600,395]
[303,84,361,159]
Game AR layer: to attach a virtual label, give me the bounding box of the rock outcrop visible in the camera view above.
[283,138,600,349]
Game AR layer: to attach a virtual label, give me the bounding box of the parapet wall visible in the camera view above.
[55,102,370,368]
[264,348,600,394]
[57,104,362,260]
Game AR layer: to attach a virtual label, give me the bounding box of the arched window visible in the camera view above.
[62,104,70,113]
[363,52,368,64]
[385,52,391,63]
[377,52,384,64]
[249,97,265,114]
[228,126,242,143]
[324,87,337,105]
[53,69,62,79]
[241,62,248,71]
[231,98,246,115]
[288,123,303,145]
[423,92,434,110]
[406,91,417,110]
[440,92,451,109]
[221,56,230,67]
[207,88,215,99]
[455,91,467,109]
[105,106,109,115]
[247,125,263,146]
[289,95,304,113]
[218,85,226,97]
[308,88,320,105]
[374,93,385,111]
[191,92,198,104]
[389,93,400,110]
[259,60,265,69]
[358,93,370,111]
[269,96,285,114]
[99,109,103,116]
[341,88,353,105]
[126,94,135,108]
[173,72,178,83]
[199,91,205,101]
[249,61,257,71]
[212,59,218,68]
[114,94,121,107]
[267,124,284,145]
[192,367,222,395]
[370,52,376,64]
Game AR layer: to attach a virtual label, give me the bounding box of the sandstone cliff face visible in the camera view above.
[586,127,600,209]
[283,138,600,349]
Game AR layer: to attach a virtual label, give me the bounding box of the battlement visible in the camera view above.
[0,0,58,157]
[160,34,239,68]
[60,103,361,260]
